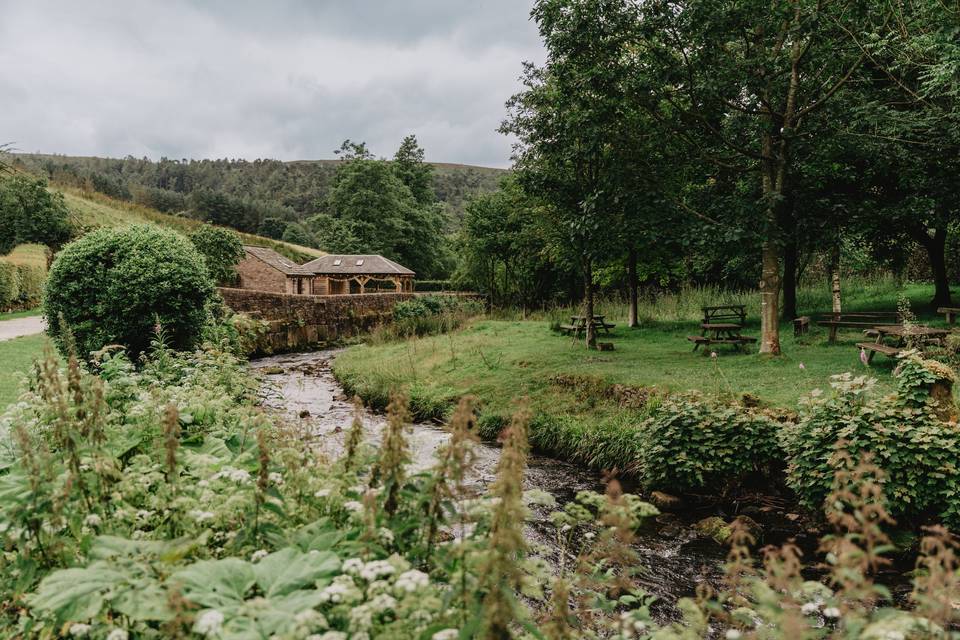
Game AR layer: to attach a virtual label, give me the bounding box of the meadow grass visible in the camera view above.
[0,334,47,409]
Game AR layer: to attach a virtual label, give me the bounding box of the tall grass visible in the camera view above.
[490,275,926,325]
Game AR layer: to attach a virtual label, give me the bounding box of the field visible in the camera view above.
[334,280,951,417]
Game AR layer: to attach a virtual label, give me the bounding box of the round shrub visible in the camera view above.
[188,224,244,286]
[783,364,960,527]
[45,224,215,360]
[0,261,19,308]
[635,393,782,493]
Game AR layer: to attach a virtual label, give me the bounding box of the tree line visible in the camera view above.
[455,0,960,352]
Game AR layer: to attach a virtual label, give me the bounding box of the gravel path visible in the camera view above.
[0,316,46,341]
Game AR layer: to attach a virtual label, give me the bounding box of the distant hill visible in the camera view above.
[11,153,508,231]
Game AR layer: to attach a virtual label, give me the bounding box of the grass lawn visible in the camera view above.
[0,308,41,321]
[0,334,48,409]
[333,282,955,422]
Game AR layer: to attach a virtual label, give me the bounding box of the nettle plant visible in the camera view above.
[634,393,782,494]
[784,357,960,528]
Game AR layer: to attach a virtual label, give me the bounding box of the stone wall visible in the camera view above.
[218,287,421,353]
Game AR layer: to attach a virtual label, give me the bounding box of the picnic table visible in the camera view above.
[558,314,615,337]
[815,311,903,343]
[686,305,756,352]
[855,324,949,362]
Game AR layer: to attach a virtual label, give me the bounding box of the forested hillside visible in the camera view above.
[10,151,505,230]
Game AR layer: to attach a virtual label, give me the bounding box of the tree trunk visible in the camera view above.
[782,233,798,321]
[759,239,782,355]
[583,258,597,349]
[829,244,842,313]
[627,246,638,328]
[926,228,951,307]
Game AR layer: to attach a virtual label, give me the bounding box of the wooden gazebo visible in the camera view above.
[302,255,415,295]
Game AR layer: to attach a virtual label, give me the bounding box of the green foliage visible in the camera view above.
[44,224,215,360]
[390,295,484,337]
[784,364,960,526]
[0,261,18,308]
[0,176,72,254]
[635,394,781,493]
[189,224,244,286]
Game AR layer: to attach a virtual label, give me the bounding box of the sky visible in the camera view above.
[0,1,544,168]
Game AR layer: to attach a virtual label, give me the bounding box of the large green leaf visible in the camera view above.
[29,564,126,622]
[113,583,172,622]
[253,548,340,598]
[170,558,255,609]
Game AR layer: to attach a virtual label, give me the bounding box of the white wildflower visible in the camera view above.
[394,569,429,593]
[319,576,362,604]
[342,558,364,575]
[343,500,363,513]
[135,509,153,520]
[359,560,396,582]
[189,510,216,523]
[314,488,331,498]
[801,601,820,615]
[268,472,284,485]
[823,607,841,619]
[68,623,92,637]
[83,514,102,527]
[251,549,269,563]
[725,630,742,640]
[432,630,459,640]
[884,632,905,640]
[378,527,394,545]
[106,630,129,640]
[293,609,328,630]
[308,633,347,640]
[194,609,225,636]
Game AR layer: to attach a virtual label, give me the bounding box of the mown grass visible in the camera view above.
[0,308,41,321]
[0,335,47,409]
[3,243,48,269]
[333,281,954,472]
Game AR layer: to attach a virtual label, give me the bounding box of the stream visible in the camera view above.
[252,348,731,621]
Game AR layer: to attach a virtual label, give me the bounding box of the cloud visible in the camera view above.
[0,0,543,167]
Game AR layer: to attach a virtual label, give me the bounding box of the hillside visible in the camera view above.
[11,153,508,227]
[57,185,324,262]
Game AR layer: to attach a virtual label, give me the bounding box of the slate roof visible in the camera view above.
[302,254,415,276]
[243,246,314,276]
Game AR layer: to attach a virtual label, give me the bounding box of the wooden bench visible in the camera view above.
[938,307,960,324]
[815,312,903,343]
[856,341,902,362]
[793,316,810,337]
[687,335,757,351]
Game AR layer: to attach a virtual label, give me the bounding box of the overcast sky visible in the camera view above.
[0,1,543,168]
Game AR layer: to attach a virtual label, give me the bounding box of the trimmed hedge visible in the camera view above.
[0,262,18,308]
[44,224,215,360]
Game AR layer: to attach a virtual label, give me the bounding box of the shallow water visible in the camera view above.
[252,348,729,620]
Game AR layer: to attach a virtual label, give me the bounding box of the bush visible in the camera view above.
[390,295,484,337]
[188,224,244,286]
[13,263,45,306]
[44,224,215,360]
[635,393,782,493]
[783,359,960,526]
[0,262,19,308]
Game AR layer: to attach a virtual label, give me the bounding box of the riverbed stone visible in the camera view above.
[695,516,732,544]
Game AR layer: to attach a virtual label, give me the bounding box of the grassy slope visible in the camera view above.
[59,187,325,261]
[0,335,47,408]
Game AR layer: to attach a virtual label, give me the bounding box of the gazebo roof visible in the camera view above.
[243,246,314,276]
[302,254,415,277]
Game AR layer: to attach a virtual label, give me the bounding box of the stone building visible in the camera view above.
[236,246,314,294]
[302,254,415,295]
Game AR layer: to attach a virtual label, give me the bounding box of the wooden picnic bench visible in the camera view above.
[815,311,903,343]
[938,307,960,324]
[686,305,756,352]
[856,324,949,362]
[558,315,615,338]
